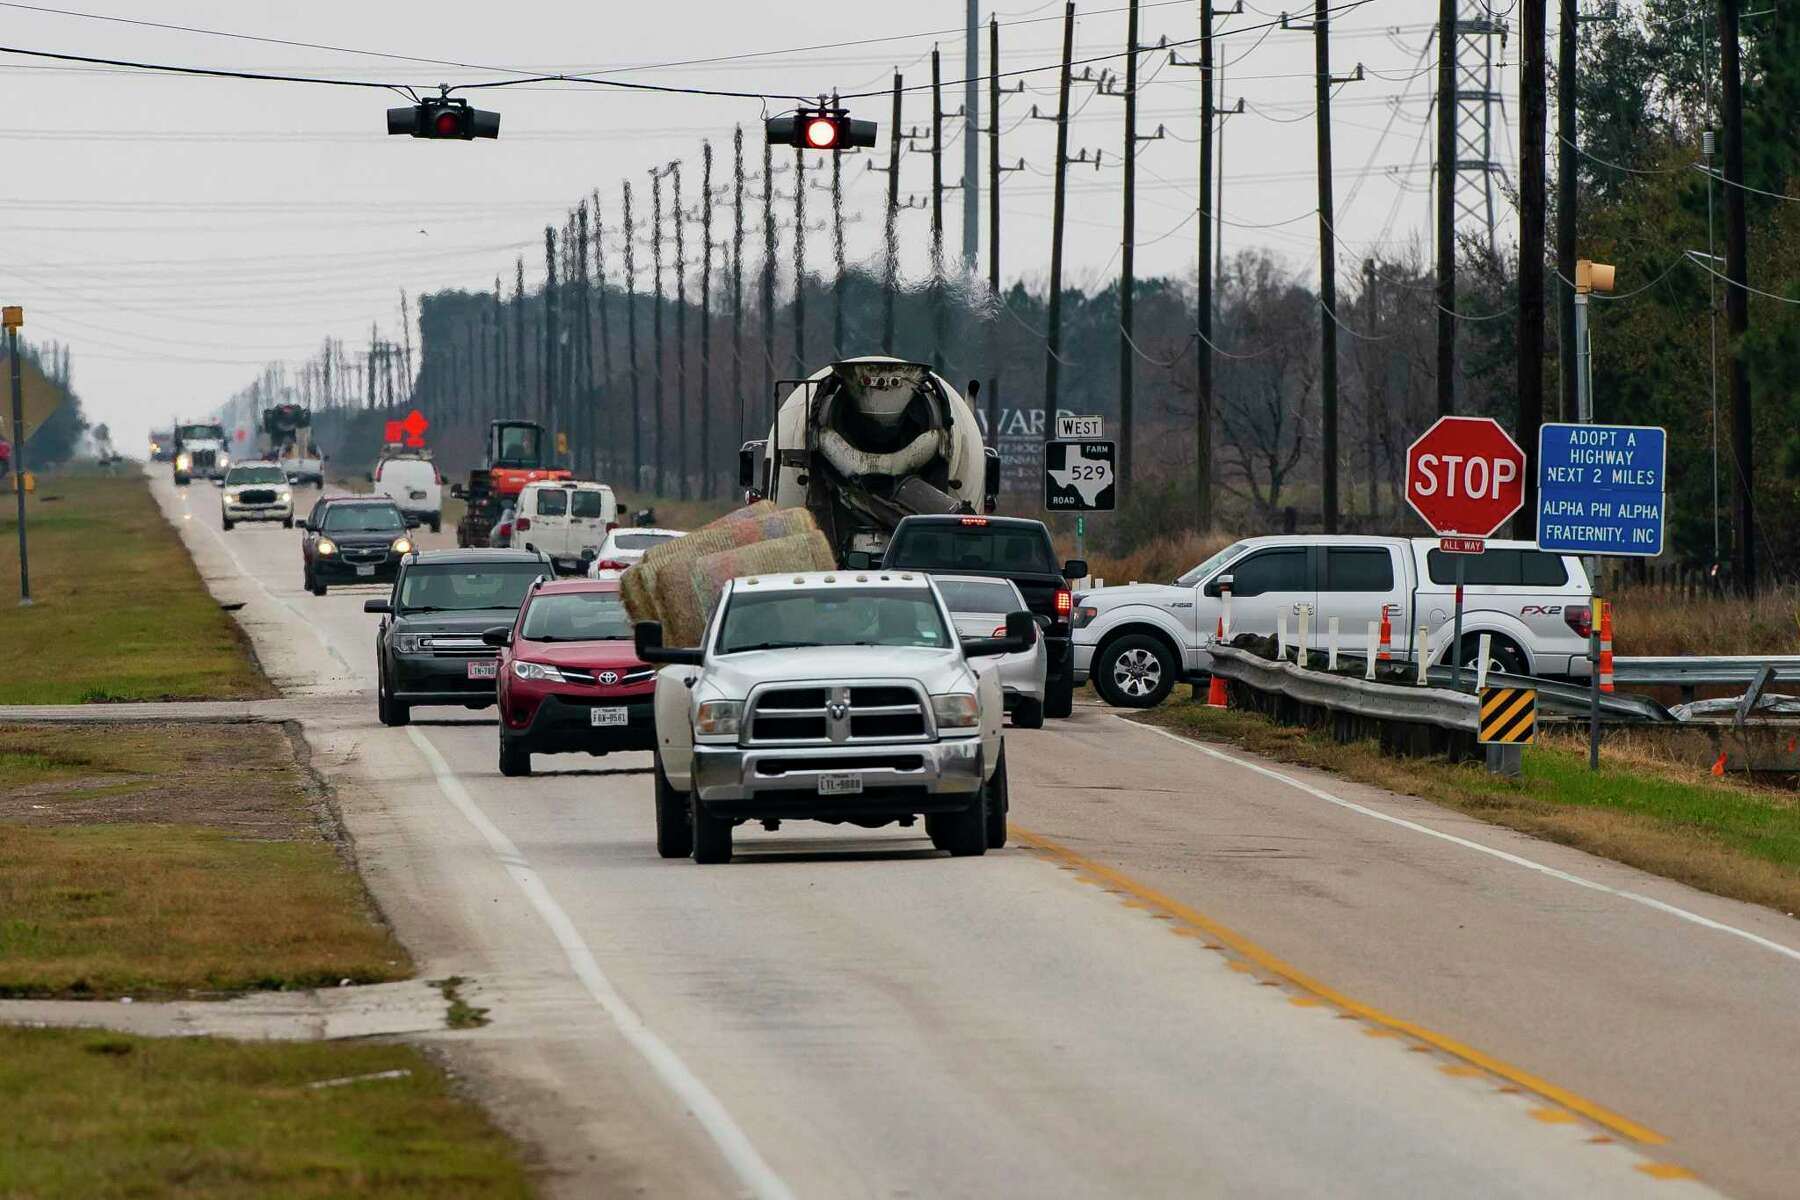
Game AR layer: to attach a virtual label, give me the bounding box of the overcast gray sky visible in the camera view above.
[1,0,1520,452]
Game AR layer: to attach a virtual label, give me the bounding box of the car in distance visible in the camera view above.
[172,420,229,485]
[485,577,657,776]
[513,480,618,575]
[219,463,294,530]
[374,452,443,533]
[878,514,1085,718]
[300,497,412,596]
[588,526,684,577]
[638,570,1030,864]
[934,575,1047,728]
[489,504,517,549]
[364,548,553,727]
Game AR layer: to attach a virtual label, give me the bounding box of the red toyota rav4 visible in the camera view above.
[484,577,657,776]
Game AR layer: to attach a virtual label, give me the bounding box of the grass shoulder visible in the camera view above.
[0,1027,531,1199]
[1138,694,1800,916]
[0,466,272,704]
[0,721,409,998]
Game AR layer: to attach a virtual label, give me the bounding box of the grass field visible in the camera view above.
[1143,698,1800,915]
[0,722,409,998]
[0,1028,531,1199]
[0,467,272,704]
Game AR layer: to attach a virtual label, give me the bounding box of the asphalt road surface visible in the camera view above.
[148,471,1800,1199]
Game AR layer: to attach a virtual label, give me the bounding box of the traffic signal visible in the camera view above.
[766,107,877,151]
[387,96,501,140]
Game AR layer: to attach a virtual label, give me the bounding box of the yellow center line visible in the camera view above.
[1011,825,1669,1146]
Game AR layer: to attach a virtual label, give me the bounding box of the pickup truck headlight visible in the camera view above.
[512,659,559,682]
[931,693,981,729]
[391,633,426,654]
[276,489,292,503]
[175,452,191,470]
[391,536,413,555]
[695,700,743,738]
[316,537,337,556]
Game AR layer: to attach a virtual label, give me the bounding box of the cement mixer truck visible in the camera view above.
[738,358,1000,565]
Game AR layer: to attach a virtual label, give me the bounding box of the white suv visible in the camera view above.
[219,463,294,530]
[1073,536,1594,708]
[636,570,1031,863]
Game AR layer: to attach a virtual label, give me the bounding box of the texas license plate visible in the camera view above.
[356,564,375,577]
[818,773,863,796]
[467,660,497,680]
[590,706,627,727]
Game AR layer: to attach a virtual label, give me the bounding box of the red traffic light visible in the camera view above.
[803,116,840,149]
[387,97,501,140]
[434,110,461,137]
[766,107,878,151]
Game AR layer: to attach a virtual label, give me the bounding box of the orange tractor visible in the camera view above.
[452,419,572,547]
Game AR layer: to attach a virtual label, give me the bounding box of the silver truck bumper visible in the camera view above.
[692,738,984,808]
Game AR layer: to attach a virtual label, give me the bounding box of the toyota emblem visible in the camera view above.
[827,700,850,720]
[598,670,619,685]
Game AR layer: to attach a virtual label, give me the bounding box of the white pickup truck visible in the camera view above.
[1073,536,1594,708]
[635,570,1031,863]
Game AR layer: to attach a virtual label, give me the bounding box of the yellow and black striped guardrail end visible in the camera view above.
[1479,686,1537,744]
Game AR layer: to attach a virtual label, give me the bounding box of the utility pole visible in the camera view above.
[699,141,715,499]
[1437,0,1457,416]
[543,226,560,453]
[593,190,615,477]
[931,46,947,374]
[761,137,778,427]
[650,168,667,496]
[1555,0,1577,422]
[1719,0,1753,589]
[576,205,596,476]
[793,146,807,376]
[830,99,847,358]
[1042,2,1076,440]
[1119,0,1140,489]
[514,258,527,424]
[987,17,1003,448]
[963,0,980,271]
[1516,0,1547,537]
[1197,2,1217,528]
[622,181,644,490]
[882,72,903,353]
[672,161,689,500]
[732,126,747,443]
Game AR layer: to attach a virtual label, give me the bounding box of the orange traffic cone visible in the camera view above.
[1377,608,1393,662]
[1711,751,1727,777]
[1207,615,1229,707]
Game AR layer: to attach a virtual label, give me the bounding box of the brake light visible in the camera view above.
[595,559,628,571]
[605,521,619,533]
[516,517,532,531]
[1054,588,1072,617]
[959,516,989,526]
[1564,605,1593,639]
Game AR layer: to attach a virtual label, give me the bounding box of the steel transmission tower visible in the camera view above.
[1439,2,1508,253]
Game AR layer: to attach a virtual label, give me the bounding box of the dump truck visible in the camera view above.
[738,358,1000,565]
[452,419,573,548]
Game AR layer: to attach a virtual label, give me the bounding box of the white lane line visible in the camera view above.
[1123,716,1800,967]
[404,727,795,1200]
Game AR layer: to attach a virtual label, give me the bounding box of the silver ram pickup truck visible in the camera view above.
[635,570,1034,864]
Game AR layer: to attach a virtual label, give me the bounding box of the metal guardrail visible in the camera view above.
[1208,645,1479,733]
[1421,665,1674,723]
[1611,656,1800,687]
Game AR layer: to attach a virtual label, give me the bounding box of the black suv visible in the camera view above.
[364,548,552,726]
[879,514,1086,717]
[301,497,413,595]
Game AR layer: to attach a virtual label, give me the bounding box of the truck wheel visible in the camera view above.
[984,746,1010,849]
[311,576,327,596]
[221,516,234,531]
[927,792,988,858]
[498,740,530,777]
[376,675,409,727]
[1094,635,1176,709]
[653,752,692,859]
[282,516,294,529]
[1045,665,1076,719]
[1456,634,1528,677]
[690,792,733,864]
[429,514,442,534]
[1012,697,1044,729]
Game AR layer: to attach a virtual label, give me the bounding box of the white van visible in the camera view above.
[374,455,443,532]
[515,480,618,575]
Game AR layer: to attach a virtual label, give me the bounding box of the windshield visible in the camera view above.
[494,425,540,468]
[535,488,567,516]
[1176,541,1248,587]
[398,562,547,612]
[717,588,950,654]
[322,504,404,534]
[226,465,286,485]
[178,424,225,441]
[519,590,631,641]
[935,579,1022,614]
[614,532,676,551]
[887,523,1059,575]
[571,490,610,519]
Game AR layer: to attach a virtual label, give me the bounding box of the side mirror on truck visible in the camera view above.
[1203,572,1234,598]
[738,440,767,497]
[982,446,1001,514]
[963,610,1037,658]
[634,620,704,666]
[1062,558,1088,581]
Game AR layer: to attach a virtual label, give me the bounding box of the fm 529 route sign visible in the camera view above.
[1404,416,1526,537]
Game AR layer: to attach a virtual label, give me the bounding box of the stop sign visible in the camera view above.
[1405,416,1525,537]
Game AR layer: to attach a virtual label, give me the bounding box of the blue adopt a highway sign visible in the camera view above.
[1536,422,1666,557]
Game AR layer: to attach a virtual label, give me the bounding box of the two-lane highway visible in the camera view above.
[150,471,1795,1198]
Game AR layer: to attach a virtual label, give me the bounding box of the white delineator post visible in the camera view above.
[1219,578,1232,641]
[1295,607,1310,666]
[1475,633,1492,691]
[1327,616,1340,670]
[1364,621,1378,680]
[1415,626,1430,684]
[1277,613,1289,660]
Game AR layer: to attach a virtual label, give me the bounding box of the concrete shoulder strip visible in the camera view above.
[1122,717,1800,968]
[404,727,795,1200]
